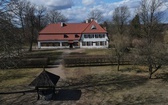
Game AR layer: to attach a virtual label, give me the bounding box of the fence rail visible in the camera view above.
[63,55,132,67]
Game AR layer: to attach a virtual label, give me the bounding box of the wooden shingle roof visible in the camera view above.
[29,70,60,87]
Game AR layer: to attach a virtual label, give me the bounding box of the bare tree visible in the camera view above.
[111,6,131,71]
[0,0,23,69]
[130,14,141,39]
[109,35,130,71]
[112,6,130,35]
[88,9,103,23]
[24,2,37,51]
[47,10,67,23]
[36,5,47,30]
[136,0,166,78]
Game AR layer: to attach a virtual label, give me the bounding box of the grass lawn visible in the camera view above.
[1,48,168,104]
[0,68,42,92]
[24,49,63,65]
[62,65,168,105]
[84,49,110,55]
[1,65,168,104]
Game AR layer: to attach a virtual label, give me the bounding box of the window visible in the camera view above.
[84,34,88,38]
[99,34,103,38]
[75,34,79,38]
[62,42,69,46]
[102,34,105,38]
[100,42,104,46]
[82,42,86,46]
[64,34,68,38]
[96,42,99,46]
[95,34,99,38]
[88,34,94,38]
[104,41,107,45]
[87,42,93,46]
[53,42,60,46]
[91,25,96,29]
[74,42,79,46]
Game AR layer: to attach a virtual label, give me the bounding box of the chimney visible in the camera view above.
[86,19,89,23]
[95,20,98,23]
[61,22,64,27]
[103,27,107,30]
[91,18,93,22]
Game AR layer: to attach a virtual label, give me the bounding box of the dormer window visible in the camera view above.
[64,34,68,38]
[75,34,79,38]
[91,25,96,29]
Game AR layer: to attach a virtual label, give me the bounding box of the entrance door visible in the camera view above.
[69,43,73,48]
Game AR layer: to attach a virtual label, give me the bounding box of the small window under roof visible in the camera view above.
[91,25,96,29]
[75,34,79,38]
[64,34,68,38]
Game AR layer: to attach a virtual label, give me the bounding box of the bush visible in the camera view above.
[19,58,49,68]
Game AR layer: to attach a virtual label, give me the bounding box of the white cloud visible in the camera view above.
[27,0,73,10]
[82,0,95,6]
[26,0,168,23]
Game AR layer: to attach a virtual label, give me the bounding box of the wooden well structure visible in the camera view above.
[29,70,60,100]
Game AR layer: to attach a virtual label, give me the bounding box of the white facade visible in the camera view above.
[38,40,80,49]
[80,33,109,48]
[38,34,109,49]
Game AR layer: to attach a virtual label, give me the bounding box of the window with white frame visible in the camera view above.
[88,34,94,38]
[84,34,88,38]
[96,42,99,46]
[99,34,103,38]
[74,42,79,46]
[100,41,104,46]
[62,42,69,46]
[95,34,99,38]
[82,42,87,46]
[87,42,93,46]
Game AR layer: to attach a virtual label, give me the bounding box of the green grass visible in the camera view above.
[0,68,42,92]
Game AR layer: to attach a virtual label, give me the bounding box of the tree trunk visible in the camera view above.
[28,40,33,52]
[117,56,120,71]
[148,64,153,79]
[28,32,33,52]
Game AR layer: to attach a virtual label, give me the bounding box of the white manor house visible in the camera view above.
[38,19,109,49]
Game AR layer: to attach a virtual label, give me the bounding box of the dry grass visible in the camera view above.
[164,31,168,44]
[0,68,42,92]
[1,66,168,104]
[1,48,168,104]
[64,65,149,79]
[84,49,110,55]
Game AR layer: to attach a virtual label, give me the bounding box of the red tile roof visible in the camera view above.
[38,20,107,41]
[83,21,107,33]
[38,34,81,41]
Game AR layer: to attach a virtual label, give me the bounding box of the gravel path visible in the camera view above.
[45,49,84,80]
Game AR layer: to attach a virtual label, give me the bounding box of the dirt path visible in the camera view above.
[45,49,85,80]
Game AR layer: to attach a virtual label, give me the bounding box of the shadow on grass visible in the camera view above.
[52,89,81,101]
[61,73,148,91]
[155,73,168,81]
[119,67,148,73]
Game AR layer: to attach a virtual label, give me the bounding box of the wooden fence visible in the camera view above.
[63,55,132,67]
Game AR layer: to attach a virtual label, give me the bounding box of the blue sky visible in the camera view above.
[28,0,168,23]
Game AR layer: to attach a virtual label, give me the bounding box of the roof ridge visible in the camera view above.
[82,20,94,33]
[44,70,55,86]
